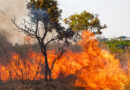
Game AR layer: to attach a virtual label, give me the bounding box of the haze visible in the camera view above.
[0,0,130,43]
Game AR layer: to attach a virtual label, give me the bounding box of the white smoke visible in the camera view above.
[0,0,27,44]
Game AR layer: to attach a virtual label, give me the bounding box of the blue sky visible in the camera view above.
[58,0,130,38]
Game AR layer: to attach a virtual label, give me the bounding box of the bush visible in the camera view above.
[103,40,130,53]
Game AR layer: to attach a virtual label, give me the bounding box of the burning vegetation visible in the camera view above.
[0,0,130,90]
[0,31,129,89]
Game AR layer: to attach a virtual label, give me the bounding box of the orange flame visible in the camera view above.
[0,30,129,89]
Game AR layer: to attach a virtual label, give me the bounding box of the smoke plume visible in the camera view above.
[0,0,26,44]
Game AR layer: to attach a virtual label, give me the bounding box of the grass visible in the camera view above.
[0,78,85,90]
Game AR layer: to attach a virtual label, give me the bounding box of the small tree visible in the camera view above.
[64,11,107,35]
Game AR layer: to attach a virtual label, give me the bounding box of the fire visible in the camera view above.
[0,30,129,89]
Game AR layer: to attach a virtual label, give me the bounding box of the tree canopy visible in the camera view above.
[64,11,107,34]
[28,0,63,30]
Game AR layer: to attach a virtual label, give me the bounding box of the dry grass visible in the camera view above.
[0,43,130,90]
[0,79,85,90]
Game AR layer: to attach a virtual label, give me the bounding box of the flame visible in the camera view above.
[0,30,129,89]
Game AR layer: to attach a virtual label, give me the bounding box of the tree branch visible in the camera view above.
[45,37,58,47]
[41,23,48,42]
[12,17,36,38]
[50,46,64,71]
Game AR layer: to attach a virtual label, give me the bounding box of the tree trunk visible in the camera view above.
[48,69,52,80]
[40,46,52,82]
[44,50,49,82]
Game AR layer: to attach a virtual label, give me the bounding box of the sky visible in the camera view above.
[0,0,130,44]
[0,0,26,43]
[58,0,130,38]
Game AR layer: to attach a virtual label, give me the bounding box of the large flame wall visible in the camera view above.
[0,31,129,89]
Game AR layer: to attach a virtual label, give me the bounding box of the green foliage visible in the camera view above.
[28,0,62,30]
[64,11,106,34]
[103,40,130,53]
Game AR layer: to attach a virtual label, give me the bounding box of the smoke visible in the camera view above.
[0,0,57,44]
[0,0,27,44]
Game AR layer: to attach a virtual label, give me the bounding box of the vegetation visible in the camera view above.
[103,40,130,53]
[28,0,63,31]
[11,0,107,82]
[2,0,130,90]
[12,0,70,82]
[64,11,107,34]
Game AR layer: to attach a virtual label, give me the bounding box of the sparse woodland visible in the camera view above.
[0,0,129,90]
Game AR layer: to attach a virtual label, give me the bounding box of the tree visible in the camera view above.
[12,0,71,82]
[64,11,107,35]
[28,0,63,31]
[12,0,106,82]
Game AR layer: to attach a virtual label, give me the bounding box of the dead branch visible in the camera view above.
[50,44,65,71]
[45,37,58,47]
[33,59,42,80]
[0,41,24,83]
[9,71,14,90]
[12,17,36,39]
